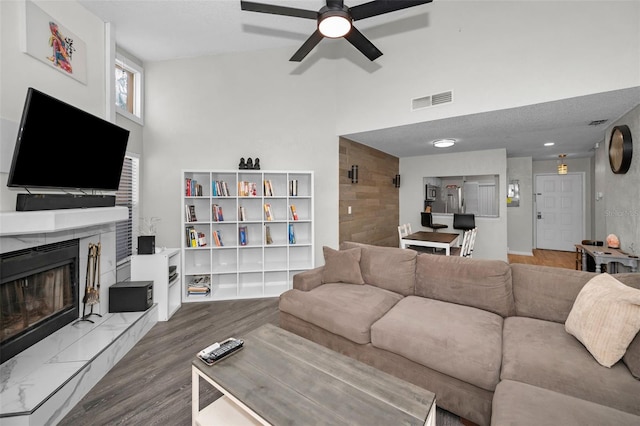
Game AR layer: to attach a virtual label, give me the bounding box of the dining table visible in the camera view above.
[401,231,460,256]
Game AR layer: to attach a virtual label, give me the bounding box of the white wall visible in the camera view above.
[400,149,508,260]
[142,50,339,265]
[2,0,639,266]
[334,1,640,136]
[0,1,143,211]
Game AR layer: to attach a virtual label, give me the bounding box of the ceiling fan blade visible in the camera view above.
[349,0,432,21]
[240,1,318,20]
[290,30,324,62]
[344,26,382,61]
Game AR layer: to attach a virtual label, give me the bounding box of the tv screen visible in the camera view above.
[7,88,130,191]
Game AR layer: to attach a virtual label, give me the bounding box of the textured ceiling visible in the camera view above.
[79,0,640,160]
[344,87,640,159]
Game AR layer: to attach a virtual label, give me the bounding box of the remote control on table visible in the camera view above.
[198,338,244,366]
[198,342,220,357]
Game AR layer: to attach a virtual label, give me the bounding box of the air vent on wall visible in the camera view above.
[411,90,453,111]
[588,119,608,126]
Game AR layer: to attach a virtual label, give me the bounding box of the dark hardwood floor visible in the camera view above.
[59,298,280,425]
[59,252,572,425]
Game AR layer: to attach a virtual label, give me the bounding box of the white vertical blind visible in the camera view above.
[115,155,139,263]
[478,184,497,216]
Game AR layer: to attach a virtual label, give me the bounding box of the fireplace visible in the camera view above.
[1,239,79,363]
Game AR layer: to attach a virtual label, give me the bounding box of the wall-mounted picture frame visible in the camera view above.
[21,0,87,84]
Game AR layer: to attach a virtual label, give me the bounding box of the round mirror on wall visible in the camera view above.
[608,125,632,174]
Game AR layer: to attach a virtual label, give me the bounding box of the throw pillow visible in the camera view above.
[565,273,640,367]
[321,246,364,285]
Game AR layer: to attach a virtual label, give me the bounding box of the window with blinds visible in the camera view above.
[115,155,139,263]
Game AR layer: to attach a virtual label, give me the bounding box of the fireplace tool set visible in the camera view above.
[74,242,102,324]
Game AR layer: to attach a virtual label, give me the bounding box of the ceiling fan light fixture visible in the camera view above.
[318,11,351,38]
[433,139,456,148]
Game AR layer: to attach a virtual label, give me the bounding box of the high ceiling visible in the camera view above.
[79,0,639,160]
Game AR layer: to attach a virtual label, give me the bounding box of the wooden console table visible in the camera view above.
[192,324,436,425]
[576,244,639,273]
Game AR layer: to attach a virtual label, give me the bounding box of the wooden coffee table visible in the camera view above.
[192,324,436,425]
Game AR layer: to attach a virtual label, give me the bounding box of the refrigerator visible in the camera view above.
[444,185,463,214]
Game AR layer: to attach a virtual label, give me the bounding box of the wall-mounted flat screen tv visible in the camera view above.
[7,87,130,191]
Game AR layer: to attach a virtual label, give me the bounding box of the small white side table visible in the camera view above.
[131,248,181,321]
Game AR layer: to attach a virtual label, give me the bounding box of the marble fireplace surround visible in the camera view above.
[0,207,158,425]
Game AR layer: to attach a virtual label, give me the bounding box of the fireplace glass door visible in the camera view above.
[1,264,74,342]
[1,239,79,363]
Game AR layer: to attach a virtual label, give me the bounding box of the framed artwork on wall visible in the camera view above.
[21,0,87,84]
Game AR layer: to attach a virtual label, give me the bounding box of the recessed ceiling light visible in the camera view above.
[433,139,455,148]
[544,142,555,147]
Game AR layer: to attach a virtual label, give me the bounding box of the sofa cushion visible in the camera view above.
[511,263,640,323]
[321,246,364,285]
[565,273,640,367]
[415,254,515,317]
[278,284,403,345]
[340,242,417,296]
[501,316,640,416]
[492,380,640,426]
[624,332,640,379]
[371,296,503,391]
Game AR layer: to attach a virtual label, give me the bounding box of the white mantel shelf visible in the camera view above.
[0,206,128,236]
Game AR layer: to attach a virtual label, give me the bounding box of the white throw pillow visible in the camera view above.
[565,273,640,367]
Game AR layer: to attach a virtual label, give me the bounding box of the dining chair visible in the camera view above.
[453,213,475,231]
[466,228,477,257]
[397,224,410,248]
[420,212,448,232]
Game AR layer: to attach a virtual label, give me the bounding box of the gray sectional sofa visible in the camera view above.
[279,242,640,426]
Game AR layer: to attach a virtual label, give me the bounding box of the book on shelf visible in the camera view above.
[238,181,258,197]
[290,179,298,196]
[238,206,247,221]
[185,204,197,222]
[185,178,203,196]
[186,226,207,247]
[212,180,231,197]
[290,204,298,221]
[288,223,296,244]
[239,226,248,246]
[264,180,274,197]
[212,204,224,222]
[186,226,197,247]
[188,275,211,295]
[265,225,273,245]
[212,229,223,247]
[264,203,274,221]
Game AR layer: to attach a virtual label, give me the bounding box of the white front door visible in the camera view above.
[535,173,584,251]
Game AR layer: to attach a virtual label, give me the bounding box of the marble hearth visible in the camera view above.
[0,207,158,425]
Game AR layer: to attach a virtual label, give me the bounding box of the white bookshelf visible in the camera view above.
[181,170,314,302]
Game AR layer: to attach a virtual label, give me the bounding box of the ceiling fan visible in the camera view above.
[240,0,432,62]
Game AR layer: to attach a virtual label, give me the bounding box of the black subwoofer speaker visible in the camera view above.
[109,281,153,312]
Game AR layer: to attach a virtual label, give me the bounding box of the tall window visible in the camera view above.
[115,154,139,263]
[115,53,144,125]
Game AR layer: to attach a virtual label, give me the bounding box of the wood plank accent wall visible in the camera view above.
[339,137,399,247]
